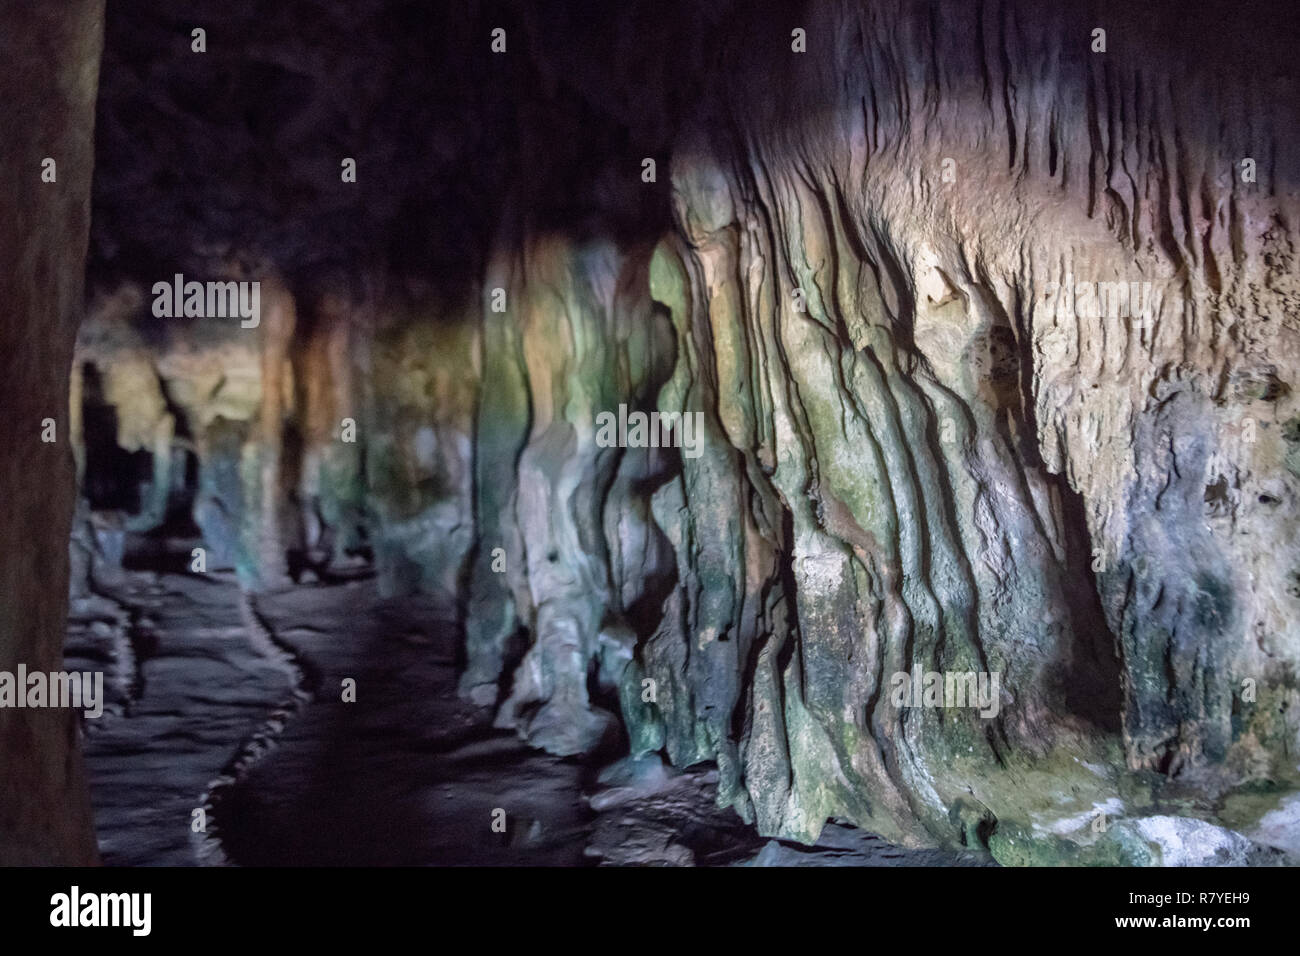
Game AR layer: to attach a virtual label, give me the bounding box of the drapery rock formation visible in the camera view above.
[41,0,1300,864]
[457,0,1300,860]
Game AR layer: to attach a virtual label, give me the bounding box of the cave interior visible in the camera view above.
[1,0,1298,867]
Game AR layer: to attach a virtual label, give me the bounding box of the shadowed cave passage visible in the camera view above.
[72,537,993,866]
[1,0,1296,868]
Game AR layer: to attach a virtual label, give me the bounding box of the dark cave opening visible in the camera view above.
[81,363,154,516]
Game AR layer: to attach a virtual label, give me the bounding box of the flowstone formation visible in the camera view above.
[74,274,474,599]
[66,0,1300,865]
[458,0,1300,863]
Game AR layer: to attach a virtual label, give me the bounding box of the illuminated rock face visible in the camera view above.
[44,0,1300,861]
[0,0,105,865]
[460,0,1300,856]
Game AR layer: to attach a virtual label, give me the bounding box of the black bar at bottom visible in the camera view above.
[0,865,1279,943]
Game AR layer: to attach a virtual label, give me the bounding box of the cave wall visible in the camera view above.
[365,288,478,599]
[458,0,1300,857]
[0,0,105,865]
[66,0,1300,863]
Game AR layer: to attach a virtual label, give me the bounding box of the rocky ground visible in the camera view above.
[66,557,990,866]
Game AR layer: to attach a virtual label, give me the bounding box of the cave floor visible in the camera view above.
[67,562,992,867]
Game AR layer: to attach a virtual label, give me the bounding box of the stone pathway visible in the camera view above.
[68,566,992,866]
[66,571,291,865]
